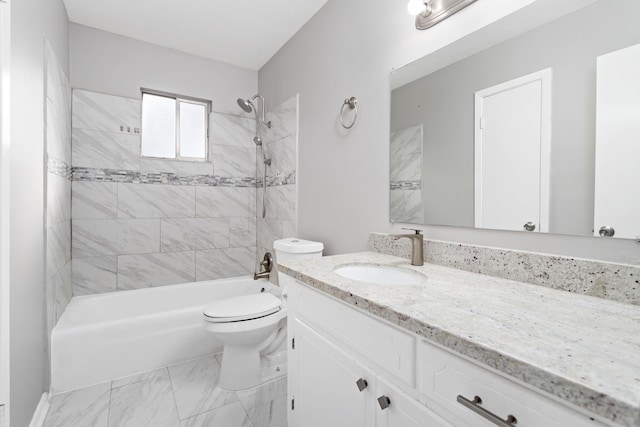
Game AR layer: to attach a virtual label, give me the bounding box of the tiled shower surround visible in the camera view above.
[45,42,73,330]
[389,125,423,223]
[71,90,298,295]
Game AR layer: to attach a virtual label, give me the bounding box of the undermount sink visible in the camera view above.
[333,264,426,285]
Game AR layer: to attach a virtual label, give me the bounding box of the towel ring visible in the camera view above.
[340,97,358,129]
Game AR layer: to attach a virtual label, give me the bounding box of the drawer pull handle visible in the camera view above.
[457,395,517,427]
[356,378,368,392]
[377,395,391,410]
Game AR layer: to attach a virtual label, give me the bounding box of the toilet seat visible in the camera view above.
[204,293,282,323]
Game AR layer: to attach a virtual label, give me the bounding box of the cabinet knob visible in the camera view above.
[355,378,368,392]
[377,395,391,410]
[523,222,536,232]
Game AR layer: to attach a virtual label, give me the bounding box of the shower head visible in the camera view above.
[237,98,253,113]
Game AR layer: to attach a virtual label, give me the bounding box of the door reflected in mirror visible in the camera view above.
[389,0,640,239]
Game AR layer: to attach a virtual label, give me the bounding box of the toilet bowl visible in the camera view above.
[202,238,323,391]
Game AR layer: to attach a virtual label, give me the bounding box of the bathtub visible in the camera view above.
[51,276,276,393]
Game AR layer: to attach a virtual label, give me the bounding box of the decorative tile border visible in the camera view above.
[48,156,73,180]
[369,232,640,305]
[390,180,421,190]
[72,167,298,188]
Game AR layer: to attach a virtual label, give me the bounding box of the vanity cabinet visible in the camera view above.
[285,275,611,427]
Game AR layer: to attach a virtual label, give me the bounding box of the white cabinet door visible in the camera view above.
[594,42,640,239]
[289,318,375,427]
[376,376,453,427]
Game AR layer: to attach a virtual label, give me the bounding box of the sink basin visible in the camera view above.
[333,264,425,285]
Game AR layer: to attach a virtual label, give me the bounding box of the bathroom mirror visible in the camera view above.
[390,0,640,239]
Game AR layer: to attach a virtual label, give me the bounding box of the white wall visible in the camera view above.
[258,0,640,264]
[10,0,69,425]
[70,24,257,114]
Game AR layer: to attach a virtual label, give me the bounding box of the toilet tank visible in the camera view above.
[273,238,323,261]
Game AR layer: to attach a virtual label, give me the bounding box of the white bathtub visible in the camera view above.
[51,276,275,393]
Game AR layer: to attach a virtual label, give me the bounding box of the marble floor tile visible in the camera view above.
[108,369,180,427]
[180,401,253,427]
[111,367,168,389]
[236,377,287,427]
[168,356,238,420]
[44,382,110,427]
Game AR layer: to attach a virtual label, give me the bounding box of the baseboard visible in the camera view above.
[28,392,49,427]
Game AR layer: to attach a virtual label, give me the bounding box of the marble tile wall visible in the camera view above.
[390,125,423,223]
[71,90,258,295]
[256,95,298,261]
[45,42,72,335]
[369,232,640,305]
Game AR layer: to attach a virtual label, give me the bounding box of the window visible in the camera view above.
[141,89,211,161]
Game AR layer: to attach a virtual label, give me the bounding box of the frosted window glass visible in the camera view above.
[179,101,206,159]
[141,94,176,158]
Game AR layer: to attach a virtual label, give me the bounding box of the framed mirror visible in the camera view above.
[390,0,640,240]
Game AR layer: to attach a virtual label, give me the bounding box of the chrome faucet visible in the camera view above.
[392,228,424,266]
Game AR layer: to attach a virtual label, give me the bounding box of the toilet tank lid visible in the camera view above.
[204,293,281,321]
[274,238,324,253]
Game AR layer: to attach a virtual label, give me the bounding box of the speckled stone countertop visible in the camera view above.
[278,252,640,427]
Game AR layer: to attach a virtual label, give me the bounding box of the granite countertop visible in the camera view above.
[278,251,640,427]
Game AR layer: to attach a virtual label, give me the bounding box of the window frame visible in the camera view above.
[140,88,211,162]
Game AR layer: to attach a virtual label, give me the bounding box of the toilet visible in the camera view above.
[203,238,323,391]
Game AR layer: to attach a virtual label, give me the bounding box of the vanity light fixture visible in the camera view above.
[408,0,478,30]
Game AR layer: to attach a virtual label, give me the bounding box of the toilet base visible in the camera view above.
[217,348,287,391]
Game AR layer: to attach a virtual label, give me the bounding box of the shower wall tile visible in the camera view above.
[161,218,229,252]
[196,247,255,281]
[47,221,71,275]
[390,153,422,182]
[257,217,283,255]
[282,220,297,238]
[230,217,256,248]
[211,145,255,177]
[72,219,160,257]
[72,256,118,296]
[118,251,196,290]
[55,261,73,322]
[72,128,140,170]
[47,172,71,226]
[266,134,295,176]
[265,95,297,142]
[390,189,424,224]
[118,183,195,219]
[47,99,71,164]
[72,89,140,134]
[195,187,252,218]
[139,157,213,176]
[210,113,255,148]
[72,181,118,219]
[390,125,422,158]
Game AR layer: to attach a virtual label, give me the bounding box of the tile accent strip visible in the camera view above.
[48,156,73,180]
[72,167,296,188]
[390,180,421,190]
[369,232,640,305]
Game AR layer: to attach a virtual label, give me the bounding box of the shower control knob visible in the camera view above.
[377,395,391,410]
[355,378,368,392]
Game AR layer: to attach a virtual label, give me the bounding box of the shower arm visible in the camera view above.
[250,95,272,128]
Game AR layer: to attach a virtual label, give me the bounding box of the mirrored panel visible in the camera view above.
[390,0,640,239]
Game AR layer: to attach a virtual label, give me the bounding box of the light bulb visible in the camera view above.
[407,0,427,15]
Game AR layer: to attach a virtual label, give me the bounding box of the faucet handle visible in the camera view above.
[401,228,423,235]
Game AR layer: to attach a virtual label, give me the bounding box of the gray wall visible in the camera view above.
[70,24,257,115]
[10,0,69,425]
[258,0,640,264]
[391,0,640,235]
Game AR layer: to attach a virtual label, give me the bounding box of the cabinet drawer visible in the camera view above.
[418,341,606,427]
[289,279,416,385]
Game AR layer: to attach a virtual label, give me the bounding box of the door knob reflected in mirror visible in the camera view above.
[599,226,615,237]
[523,222,536,232]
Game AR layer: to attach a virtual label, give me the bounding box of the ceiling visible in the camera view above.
[62,0,329,70]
